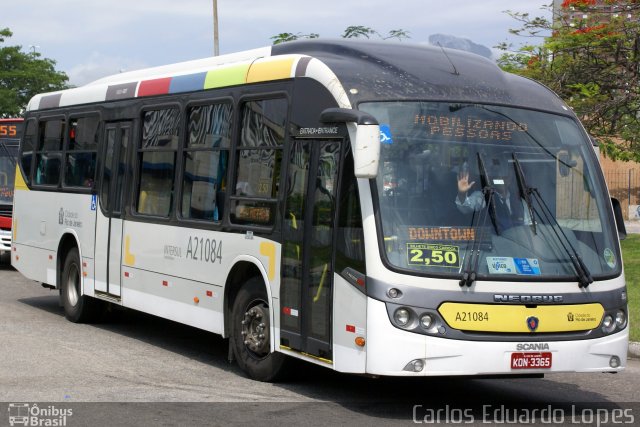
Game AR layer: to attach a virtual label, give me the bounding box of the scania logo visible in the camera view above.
[516,343,550,351]
[527,316,539,332]
[493,294,563,303]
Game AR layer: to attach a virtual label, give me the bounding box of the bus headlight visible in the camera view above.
[394,308,411,327]
[602,314,616,334]
[403,359,425,372]
[387,288,402,299]
[615,310,627,329]
[420,313,434,330]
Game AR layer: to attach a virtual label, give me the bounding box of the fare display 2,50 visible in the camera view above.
[407,243,460,268]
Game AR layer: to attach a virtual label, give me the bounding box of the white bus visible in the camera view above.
[13,40,628,381]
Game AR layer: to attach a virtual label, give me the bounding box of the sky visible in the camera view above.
[4,0,552,86]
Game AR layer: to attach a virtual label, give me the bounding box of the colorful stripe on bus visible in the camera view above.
[34,56,303,110]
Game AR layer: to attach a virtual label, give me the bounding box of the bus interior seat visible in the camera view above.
[138,190,171,216]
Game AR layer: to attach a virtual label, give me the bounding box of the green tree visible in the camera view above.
[0,28,69,117]
[498,1,640,161]
[341,25,378,39]
[270,32,319,45]
[271,26,410,45]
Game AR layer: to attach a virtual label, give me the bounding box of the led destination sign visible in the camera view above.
[408,226,478,242]
[414,114,528,142]
[0,124,19,137]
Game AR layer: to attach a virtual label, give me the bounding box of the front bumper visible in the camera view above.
[365,298,628,376]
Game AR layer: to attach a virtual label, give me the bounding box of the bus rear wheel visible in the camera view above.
[61,247,100,323]
[231,276,286,382]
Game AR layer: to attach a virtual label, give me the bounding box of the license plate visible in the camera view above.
[511,352,552,369]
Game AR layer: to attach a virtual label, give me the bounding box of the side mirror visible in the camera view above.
[611,197,627,240]
[320,108,380,178]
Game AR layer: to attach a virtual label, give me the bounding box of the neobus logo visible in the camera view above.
[493,294,564,303]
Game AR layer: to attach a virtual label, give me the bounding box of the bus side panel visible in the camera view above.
[13,189,56,283]
[332,274,366,373]
[122,267,224,334]
[12,190,95,287]
[119,220,280,335]
[12,244,54,285]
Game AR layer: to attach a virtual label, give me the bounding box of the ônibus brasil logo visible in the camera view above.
[7,403,73,426]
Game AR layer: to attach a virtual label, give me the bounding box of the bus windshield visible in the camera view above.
[0,119,23,212]
[0,138,19,206]
[360,102,620,281]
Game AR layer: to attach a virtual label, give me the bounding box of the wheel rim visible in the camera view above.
[240,299,270,358]
[66,263,80,307]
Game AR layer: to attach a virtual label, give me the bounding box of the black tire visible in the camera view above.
[230,276,287,382]
[61,247,101,323]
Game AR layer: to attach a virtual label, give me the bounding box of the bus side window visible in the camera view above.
[64,116,99,188]
[34,119,65,186]
[230,98,287,227]
[336,149,365,274]
[20,119,37,184]
[136,108,180,217]
[181,102,232,222]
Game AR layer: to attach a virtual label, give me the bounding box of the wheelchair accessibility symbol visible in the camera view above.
[380,124,393,145]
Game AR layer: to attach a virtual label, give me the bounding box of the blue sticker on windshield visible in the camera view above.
[514,258,541,275]
[487,257,541,275]
[487,257,516,274]
[380,124,393,144]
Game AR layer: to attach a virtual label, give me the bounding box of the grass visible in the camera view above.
[621,234,640,342]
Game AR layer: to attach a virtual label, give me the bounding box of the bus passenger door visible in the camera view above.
[94,122,131,298]
[280,139,342,360]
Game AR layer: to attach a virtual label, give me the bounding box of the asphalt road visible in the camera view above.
[1,263,639,426]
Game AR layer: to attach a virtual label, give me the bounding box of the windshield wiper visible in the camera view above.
[459,207,480,287]
[459,153,496,287]
[477,153,499,236]
[511,153,537,235]
[529,187,593,288]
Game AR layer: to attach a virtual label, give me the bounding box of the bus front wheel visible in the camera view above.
[231,276,286,382]
[61,247,100,323]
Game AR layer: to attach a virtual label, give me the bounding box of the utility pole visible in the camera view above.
[213,0,219,56]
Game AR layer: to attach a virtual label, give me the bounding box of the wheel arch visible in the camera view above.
[223,257,272,340]
[57,232,81,290]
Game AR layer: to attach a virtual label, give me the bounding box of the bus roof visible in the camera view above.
[272,39,567,114]
[26,40,568,115]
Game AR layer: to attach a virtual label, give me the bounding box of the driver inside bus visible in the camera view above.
[455,162,531,231]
